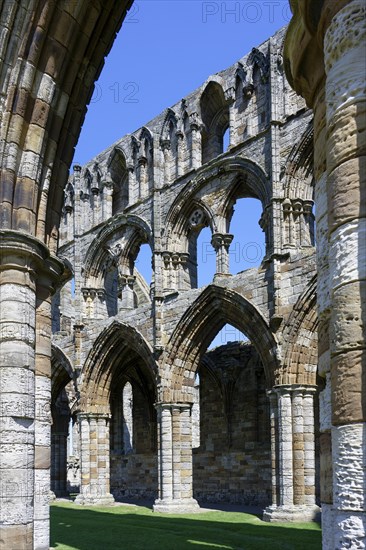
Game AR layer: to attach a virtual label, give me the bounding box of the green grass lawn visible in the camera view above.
[51,501,321,550]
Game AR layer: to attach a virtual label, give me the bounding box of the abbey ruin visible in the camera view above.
[0,2,365,550]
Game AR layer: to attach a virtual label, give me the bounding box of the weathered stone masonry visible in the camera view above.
[0,2,365,549]
[51,26,320,520]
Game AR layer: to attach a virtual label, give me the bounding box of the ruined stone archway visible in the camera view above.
[1,2,365,548]
[161,284,279,403]
[79,320,157,412]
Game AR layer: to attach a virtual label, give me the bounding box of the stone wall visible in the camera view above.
[193,342,271,506]
[49,25,320,522]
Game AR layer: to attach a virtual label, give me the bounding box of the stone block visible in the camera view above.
[332,350,366,425]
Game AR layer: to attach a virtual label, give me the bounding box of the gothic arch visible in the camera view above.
[283,120,314,201]
[163,198,215,253]
[82,213,152,284]
[161,108,178,141]
[279,275,318,386]
[200,79,230,164]
[51,344,74,402]
[0,1,132,250]
[161,285,279,401]
[108,146,129,214]
[79,320,157,413]
[164,156,270,236]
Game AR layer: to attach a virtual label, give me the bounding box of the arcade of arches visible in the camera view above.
[0,2,365,550]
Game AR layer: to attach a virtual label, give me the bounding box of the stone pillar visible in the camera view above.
[153,404,199,513]
[162,253,174,292]
[161,140,171,185]
[303,390,316,507]
[102,180,114,221]
[268,391,279,506]
[211,233,233,275]
[171,253,190,291]
[189,114,202,170]
[292,389,305,506]
[176,131,184,178]
[0,231,63,550]
[284,1,366,545]
[118,274,136,310]
[51,433,68,497]
[34,275,55,550]
[224,87,235,148]
[138,156,148,198]
[263,386,320,522]
[127,164,137,205]
[278,389,294,507]
[74,413,114,506]
[324,4,366,547]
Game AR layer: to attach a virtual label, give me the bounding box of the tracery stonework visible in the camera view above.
[52,26,320,520]
[0,2,365,550]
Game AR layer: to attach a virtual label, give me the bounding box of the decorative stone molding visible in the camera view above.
[211,233,234,275]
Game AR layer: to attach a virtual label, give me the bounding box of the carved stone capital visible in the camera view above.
[0,229,66,294]
[211,233,233,251]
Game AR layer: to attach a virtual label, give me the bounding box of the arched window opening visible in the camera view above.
[252,65,267,132]
[110,149,129,216]
[193,324,270,506]
[228,198,265,274]
[51,386,72,497]
[134,243,153,288]
[105,267,119,317]
[122,382,133,454]
[109,360,158,501]
[196,226,215,288]
[200,81,230,164]
[183,112,192,172]
[223,127,230,153]
[52,277,75,333]
[208,323,249,350]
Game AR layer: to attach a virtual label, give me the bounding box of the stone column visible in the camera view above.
[189,114,202,170]
[102,180,114,221]
[75,413,114,506]
[176,131,184,178]
[118,275,136,310]
[278,389,294,507]
[127,164,137,205]
[171,253,190,291]
[161,140,171,184]
[303,390,316,507]
[51,433,68,497]
[224,87,235,148]
[263,385,320,522]
[211,233,233,275]
[153,404,199,513]
[0,230,63,550]
[138,156,148,198]
[268,391,279,506]
[162,253,174,292]
[284,2,366,545]
[34,274,57,550]
[324,4,366,547]
[292,389,305,506]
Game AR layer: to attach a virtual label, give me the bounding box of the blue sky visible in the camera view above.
[74,1,288,347]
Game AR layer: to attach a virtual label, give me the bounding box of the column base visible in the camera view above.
[74,493,115,506]
[153,498,200,514]
[263,504,321,523]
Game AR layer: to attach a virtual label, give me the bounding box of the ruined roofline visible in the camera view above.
[75,25,287,171]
